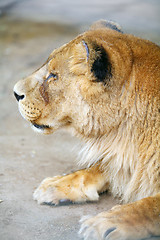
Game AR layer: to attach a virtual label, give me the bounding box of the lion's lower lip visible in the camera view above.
[32,123,50,129]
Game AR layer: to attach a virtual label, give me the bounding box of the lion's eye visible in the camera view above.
[46,73,58,82]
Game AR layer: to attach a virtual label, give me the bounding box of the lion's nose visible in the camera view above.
[14,91,25,102]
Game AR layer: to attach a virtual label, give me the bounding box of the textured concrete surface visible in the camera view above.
[0,0,160,240]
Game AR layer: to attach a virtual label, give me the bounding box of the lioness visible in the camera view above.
[14,20,160,240]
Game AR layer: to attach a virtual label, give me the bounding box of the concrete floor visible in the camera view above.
[0,1,160,240]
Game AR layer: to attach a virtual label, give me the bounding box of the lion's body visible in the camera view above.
[14,21,160,240]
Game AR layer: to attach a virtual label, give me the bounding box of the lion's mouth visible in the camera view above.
[32,123,50,130]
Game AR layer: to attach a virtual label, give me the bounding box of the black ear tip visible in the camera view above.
[104,20,123,33]
[90,20,123,33]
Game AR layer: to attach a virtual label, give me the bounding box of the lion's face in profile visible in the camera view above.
[14,21,160,141]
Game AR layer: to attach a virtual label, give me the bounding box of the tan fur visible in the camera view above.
[14,20,160,240]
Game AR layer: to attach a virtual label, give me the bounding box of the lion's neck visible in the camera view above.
[76,117,152,202]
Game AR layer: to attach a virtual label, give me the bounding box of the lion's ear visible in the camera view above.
[82,40,112,83]
[90,20,123,33]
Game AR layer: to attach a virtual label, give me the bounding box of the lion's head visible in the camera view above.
[14,20,160,139]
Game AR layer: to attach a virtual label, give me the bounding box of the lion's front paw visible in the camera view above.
[33,168,104,205]
[33,176,68,205]
[79,203,156,240]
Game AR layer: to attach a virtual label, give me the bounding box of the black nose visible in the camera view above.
[14,91,25,102]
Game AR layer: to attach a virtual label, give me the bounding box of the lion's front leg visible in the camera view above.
[80,193,160,240]
[33,164,108,205]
